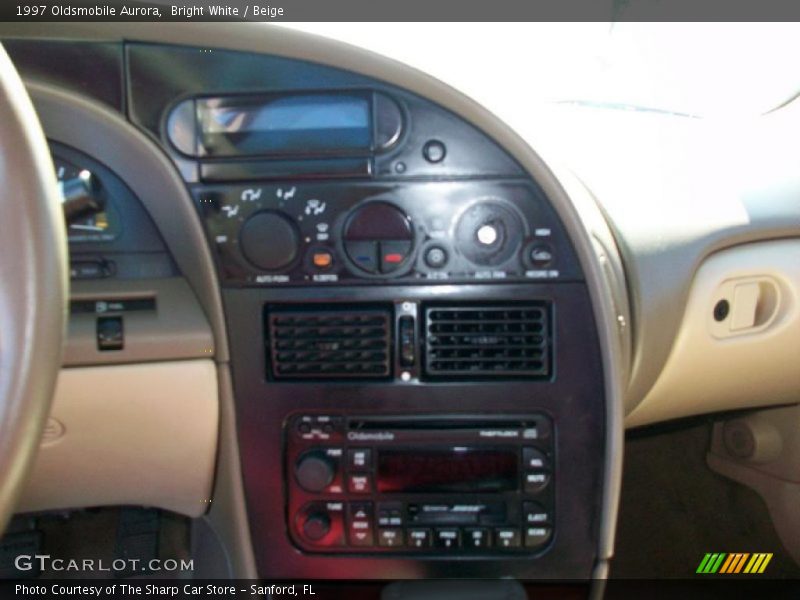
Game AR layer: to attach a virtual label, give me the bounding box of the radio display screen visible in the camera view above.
[197,93,372,157]
[377,448,518,494]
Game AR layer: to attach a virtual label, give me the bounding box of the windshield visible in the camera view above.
[284,23,800,118]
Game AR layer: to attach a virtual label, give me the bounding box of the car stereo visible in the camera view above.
[285,414,555,555]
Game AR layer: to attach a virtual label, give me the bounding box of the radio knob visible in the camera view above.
[295,451,336,493]
[302,511,332,541]
[239,211,299,271]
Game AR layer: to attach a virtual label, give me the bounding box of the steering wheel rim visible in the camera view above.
[0,45,67,533]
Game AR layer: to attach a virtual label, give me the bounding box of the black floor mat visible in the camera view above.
[611,420,800,578]
[1,508,190,580]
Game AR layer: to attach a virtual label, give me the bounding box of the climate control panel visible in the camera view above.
[193,180,580,286]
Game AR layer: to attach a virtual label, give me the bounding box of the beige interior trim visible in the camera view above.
[65,278,215,367]
[16,359,219,517]
[626,239,800,427]
[707,404,800,565]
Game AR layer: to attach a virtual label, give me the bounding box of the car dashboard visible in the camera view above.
[2,22,799,585]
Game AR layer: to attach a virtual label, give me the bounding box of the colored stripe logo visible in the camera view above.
[697,553,773,574]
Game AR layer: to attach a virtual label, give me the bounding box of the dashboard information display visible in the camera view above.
[197,94,372,157]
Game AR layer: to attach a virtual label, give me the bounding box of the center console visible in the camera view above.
[122,43,608,581]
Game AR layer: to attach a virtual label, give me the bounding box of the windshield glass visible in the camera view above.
[284,23,800,118]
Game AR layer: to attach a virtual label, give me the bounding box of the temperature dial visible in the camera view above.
[343,201,413,275]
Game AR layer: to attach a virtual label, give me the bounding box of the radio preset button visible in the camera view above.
[378,528,404,548]
[463,528,491,550]
[434,528,461,549]
[523,447,548,470]
[524,471,551,495]
[347,448,372,470]
[495,528,521,549]
[524,526,553,549]
[347,473,372,494]
[408,528,432,549]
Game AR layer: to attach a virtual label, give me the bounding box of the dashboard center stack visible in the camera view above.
[131,48,609,579]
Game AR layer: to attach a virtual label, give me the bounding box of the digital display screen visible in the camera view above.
[377,448,518,494]
[197,94,372,157]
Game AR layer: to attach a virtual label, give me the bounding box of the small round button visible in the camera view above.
[529,244,554,267]
[424,246,448,269]
[422,140,446,163]
[477,224,499,246]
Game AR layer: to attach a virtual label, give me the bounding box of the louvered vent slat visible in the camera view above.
[267,307,392,380]
[424,304,550,378]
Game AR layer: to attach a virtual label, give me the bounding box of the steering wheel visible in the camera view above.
[0,45,68,533]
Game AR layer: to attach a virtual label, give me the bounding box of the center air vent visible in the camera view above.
[267,307,392,380]
[424,304,550,378]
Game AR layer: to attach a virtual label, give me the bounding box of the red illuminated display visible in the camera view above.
[377,448,518,493]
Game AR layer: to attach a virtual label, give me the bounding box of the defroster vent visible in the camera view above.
[424,303,550,378]
[267,306,392,380]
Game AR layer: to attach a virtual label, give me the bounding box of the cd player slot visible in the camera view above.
[349,418,537,431]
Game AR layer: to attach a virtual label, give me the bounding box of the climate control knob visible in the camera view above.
[455,201,524,267]
[295,450,336,493]
[239,210,299,271]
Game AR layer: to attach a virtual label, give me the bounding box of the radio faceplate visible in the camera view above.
[285,414,555,555]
